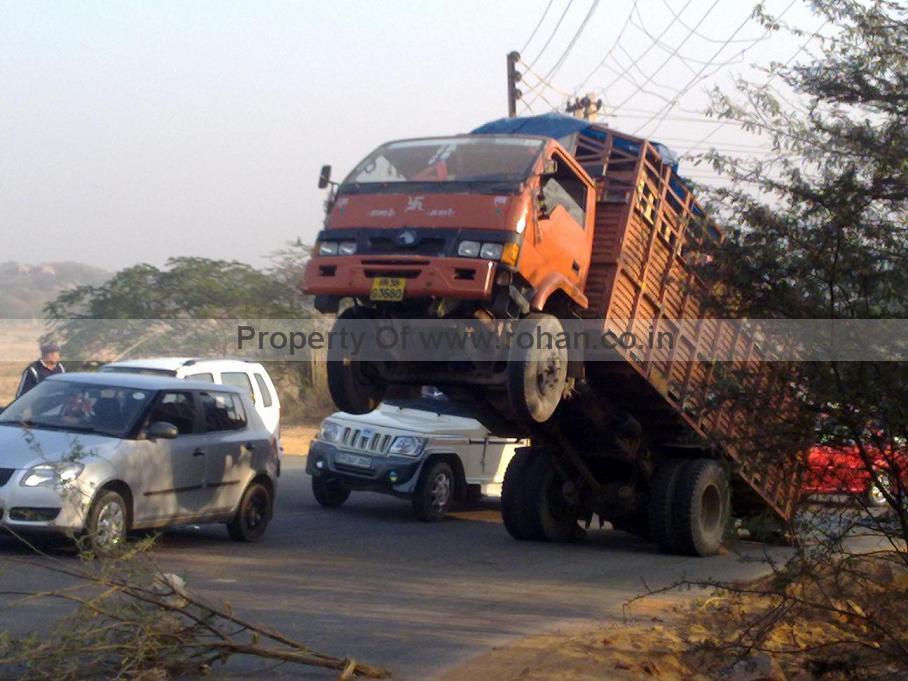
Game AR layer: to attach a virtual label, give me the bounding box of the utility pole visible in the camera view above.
[566,93,604,121]
[506,51,521,117]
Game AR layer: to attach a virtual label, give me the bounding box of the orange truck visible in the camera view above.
[302,113,801,556]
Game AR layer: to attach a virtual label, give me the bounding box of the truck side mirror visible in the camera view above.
[318,165,333,189]
[542,159,559,176]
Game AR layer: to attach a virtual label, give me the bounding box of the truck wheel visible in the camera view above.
[648,458,687,553]
[501,449,536,540]
[413,461,456,521]
[672,459,731,556]
[327,307,386,414]
[312,475,351,508]
[227,481,273,542]
[522,451,582,542]
[507,313,568,423]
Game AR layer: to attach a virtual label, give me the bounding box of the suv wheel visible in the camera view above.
[312,475,351,508]
[413,461,455,522]
[227,481,273,542]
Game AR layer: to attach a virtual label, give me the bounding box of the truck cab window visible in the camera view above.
[541,159,587,227]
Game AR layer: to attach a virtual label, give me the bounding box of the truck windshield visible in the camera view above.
[342,137,545,190]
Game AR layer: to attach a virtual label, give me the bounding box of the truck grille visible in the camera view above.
[340,427,392,455]
[0,468,14,487]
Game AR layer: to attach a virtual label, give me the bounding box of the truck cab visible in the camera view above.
[303,134,597,424]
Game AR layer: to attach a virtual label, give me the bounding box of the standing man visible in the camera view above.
[16,342,65,398]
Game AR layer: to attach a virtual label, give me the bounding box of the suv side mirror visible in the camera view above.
[318,165,333,189]
[147,421,179,439]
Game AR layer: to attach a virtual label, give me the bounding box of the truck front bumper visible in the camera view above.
[306,440,422,495]
[302,255,497,301]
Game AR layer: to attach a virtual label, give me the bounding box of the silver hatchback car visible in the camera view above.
[0,373,278,551]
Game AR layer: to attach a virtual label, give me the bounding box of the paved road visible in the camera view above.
[0,457,790,680]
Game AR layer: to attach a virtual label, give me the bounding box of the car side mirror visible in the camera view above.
[147,421,179,439]
[318,164,333,189]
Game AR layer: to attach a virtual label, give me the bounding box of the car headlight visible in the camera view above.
[479,243,504,260]
[338,241,357,256]
[457,240,480,257]
[318,241,338,256]
[320,421,344,443]
[388,436,427,457]
[20,462,84,488]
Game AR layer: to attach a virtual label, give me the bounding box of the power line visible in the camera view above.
[524,1,573,71]
[658,0,769,44]
[576,0,636,92]
[520,0,555,54]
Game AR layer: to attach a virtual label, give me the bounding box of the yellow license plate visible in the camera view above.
[370,277,406,301]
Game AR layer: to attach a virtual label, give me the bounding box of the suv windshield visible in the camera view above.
[0,380,154,438]
[341,137,545,192]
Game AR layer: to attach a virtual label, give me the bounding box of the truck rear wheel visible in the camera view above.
[327,307,386,414]
[672,459,731,556]
[501,449,536,540]
[522,451,582,542]
[648,458,687,553]
[507,313,568,423]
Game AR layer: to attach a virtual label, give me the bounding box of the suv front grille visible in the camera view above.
[0,468,14,487]
[340,427,392,455]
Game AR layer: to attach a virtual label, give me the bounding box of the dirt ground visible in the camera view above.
[280,422,320,455]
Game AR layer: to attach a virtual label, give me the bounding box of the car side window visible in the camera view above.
[254,373,273,408]
[222,372,255,401]
[147,392,197,435]
[201,392,247,432]
[186,372,215,383]
[541,156,587,227]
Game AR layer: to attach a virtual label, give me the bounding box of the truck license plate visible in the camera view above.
[370,277,406,301]
[336,452,373,469]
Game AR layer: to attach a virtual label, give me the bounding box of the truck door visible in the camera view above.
[536,152,593,291]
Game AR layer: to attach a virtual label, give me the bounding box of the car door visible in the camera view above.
[129,390,209,525]
[199,390,254,513]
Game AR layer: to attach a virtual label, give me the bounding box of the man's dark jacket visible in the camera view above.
[16,360,65,398]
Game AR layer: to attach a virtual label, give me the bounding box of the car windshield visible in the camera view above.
[341,137,545,192]
[0,380,155,438]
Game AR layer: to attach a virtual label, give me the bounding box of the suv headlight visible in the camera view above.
[388,436,427,457]
[21,462,84,488]
[319,421,343,443]
[318,241,338,256]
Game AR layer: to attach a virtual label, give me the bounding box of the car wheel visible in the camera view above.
[312,475,351,508]
[507,313,568,423]
[413,461,455,522]
[85,489,129,555]
[227,481,273,542]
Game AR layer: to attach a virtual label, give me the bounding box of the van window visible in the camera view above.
[201,392,247,432]
[541,157,587,227]
[222,372,254,400]
[254,374,273,408]
[186,372,214,383]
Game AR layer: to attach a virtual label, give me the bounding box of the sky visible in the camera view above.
[0,0,827,272]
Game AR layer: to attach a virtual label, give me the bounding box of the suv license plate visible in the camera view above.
[336,452,373,469]
[370,277,406,301]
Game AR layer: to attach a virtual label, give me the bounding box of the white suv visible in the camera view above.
[100,358,282,460]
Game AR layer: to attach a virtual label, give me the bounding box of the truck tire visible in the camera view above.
[327,307,386,414]
[672,459,731,556]
[501,448,536,540]
[522,451,582,542]
[412,461,455,522]
[312,475,351,508]
[648,458,687,553]
[507,313,568,423]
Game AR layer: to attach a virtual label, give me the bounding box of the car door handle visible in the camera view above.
[193,448,206,457]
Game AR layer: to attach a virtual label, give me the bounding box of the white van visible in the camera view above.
[100,358,282,459]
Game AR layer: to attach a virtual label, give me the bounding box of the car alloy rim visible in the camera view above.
[430,473,451,512]
[869,476,890,505]
[245,489,268,529]
[96,501,125,549]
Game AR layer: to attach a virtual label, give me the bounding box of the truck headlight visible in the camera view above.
[479,243,503,260]
[338,241,357,256]
[457,240,480,257]
[320,421,344,443]
[21,462,84,488]
[318,241,338,256]
[388,436,427,457]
